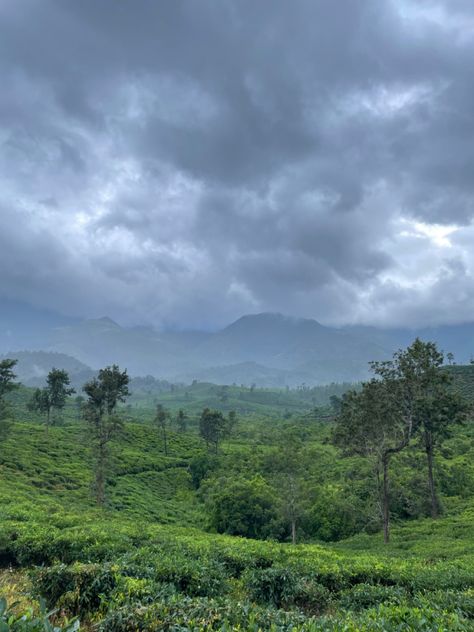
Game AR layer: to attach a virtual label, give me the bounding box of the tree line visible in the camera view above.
[0,360,238,508]
[0,338,469,543]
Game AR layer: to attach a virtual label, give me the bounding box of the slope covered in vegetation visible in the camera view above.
[1,362,474,630]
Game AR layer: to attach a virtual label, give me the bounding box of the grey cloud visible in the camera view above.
[1,0,474,328]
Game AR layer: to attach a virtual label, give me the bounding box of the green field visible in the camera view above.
[1,370,474,630]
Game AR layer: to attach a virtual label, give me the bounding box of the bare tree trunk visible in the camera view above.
[291,519,296,545]
[382,455,390,544]
[425,430,438,518]
[96,440,106,506]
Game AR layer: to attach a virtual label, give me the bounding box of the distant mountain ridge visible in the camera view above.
[2,305,474,386]
[0,350,95,388]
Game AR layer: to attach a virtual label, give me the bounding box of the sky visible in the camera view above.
[1,0,474,330]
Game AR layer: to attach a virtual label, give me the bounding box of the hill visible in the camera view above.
[1,402,474,630]
[46,313,388,385]
[0,298,77,353]
[0,350,95,387]
[5,302,474,386]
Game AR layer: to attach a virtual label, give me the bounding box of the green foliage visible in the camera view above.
[83,365,130,505]
[0,598,78,632]
[338,583,407,610]
[199,408,232,453]
[27,368,75,430]
[305,486,369,542]
[0,359,19,421]
[32,563,118,616]
[1,348,474,630]
[188,453,218,489]
[205,475,280,539]
[175,408,187,432]
[243,566,331,612]
[0,359,19,400]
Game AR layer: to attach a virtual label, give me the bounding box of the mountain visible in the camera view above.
[0,298,77,353]
[50,317,211,376]
[188,314,389,384]
[44,312,391,385]
[1,350,95,387]
[4,300,474,386]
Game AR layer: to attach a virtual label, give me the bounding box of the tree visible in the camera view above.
[0,358,19,420]
[154,404,170,456]
[83,365,129,506]
[206,475,279,539]
[218,385,229,403]
[28,368,75,433]
[28,387,51,425]
[199,408,231,454]
[417,391,465,517]
[393,340,467,518]
[228,410,238,435]
[375,339,468,519]
[176,408,187,433]
[270,426,306,544]
[334,338,468,541]
[333,378,412,544]
[74,395,85,420]
[329,395,342,415]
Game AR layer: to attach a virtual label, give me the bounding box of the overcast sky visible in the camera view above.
[1,0,474,329]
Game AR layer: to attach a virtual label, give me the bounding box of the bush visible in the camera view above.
[0,597,79,632]
[96,594,313,632]
[188,453,218,489]
[338,583,407,611]
[206,475,280,540]
[243,566,331,613]
[120,550,228,597]
[31,562,118,616]
[244,566,300,608]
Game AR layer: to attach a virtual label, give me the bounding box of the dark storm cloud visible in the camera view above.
[1,0,474,328]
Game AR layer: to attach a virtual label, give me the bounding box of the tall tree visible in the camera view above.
[28,368,75,433]
[333,378,410,544]
[74,395,85,420]
[199,408,230,454]
[0,358,19,420]
[28,388,51,426]
[271,426,306,544]
[154,404,170,456]
[416,388,466,517]
[334,338,468,540]
[83,365,129,506]
[390,339,467,518]
[176,408,187,433]
[0,359,18,447]
[228,410,238,435]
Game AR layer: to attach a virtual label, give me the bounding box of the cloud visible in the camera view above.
[1,0,474,328]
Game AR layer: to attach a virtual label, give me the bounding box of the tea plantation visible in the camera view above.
[1,376,474,631]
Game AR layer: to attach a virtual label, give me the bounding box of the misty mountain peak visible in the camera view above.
[226,312,323,332]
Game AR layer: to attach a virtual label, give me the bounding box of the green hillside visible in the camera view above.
[1,360,474,630]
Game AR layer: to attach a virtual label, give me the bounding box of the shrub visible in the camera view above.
[243,566,331,613]
[31,562,118,616]
[338,583,407,611]
[120,550,228,597]
[206,475,280,540]
[0,597,79,632]
[96,594,313,632]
